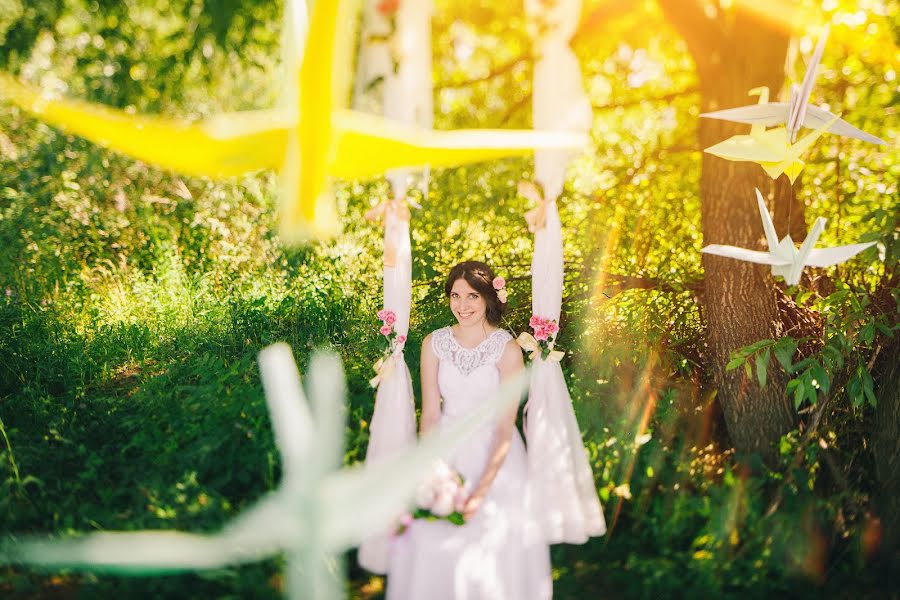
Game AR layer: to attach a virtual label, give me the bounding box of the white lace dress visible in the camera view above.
[386,327,552,600]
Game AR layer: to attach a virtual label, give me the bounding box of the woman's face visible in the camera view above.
[449,277,487,326]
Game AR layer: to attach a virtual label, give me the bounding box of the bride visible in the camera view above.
[387,261,552,600]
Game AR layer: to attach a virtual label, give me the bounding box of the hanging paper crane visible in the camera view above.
[0,0,586,240]
[700,26,885,184]
[701,189,876,285]
[0,344,527,600]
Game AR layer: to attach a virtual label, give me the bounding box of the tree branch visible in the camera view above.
[591,87,699,111]
[434,55,529,91]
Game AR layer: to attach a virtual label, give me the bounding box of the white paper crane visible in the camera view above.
[0,344,527,600]
[701,189,877,286]
[701,26,885,147]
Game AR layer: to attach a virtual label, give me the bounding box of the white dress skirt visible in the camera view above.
[386,327,553,600]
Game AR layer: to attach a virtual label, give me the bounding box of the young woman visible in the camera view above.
[387,261,552,600]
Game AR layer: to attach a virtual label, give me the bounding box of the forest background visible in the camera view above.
[0,0,898,598]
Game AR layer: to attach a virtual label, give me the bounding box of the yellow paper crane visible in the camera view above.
[702,87,838,184]
[701,26,883,185]
[0,0,586,240]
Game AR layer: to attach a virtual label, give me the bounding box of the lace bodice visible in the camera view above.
[431,327,512,376]
[430,326,513,421]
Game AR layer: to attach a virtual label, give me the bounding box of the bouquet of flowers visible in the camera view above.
[517,315,564,362]
[395,461,469,535]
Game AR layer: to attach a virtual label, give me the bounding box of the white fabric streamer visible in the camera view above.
[357,0,432,574]
[525,0,607,544]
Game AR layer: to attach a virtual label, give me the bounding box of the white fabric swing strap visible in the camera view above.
[525,0,607,544]
[357,0,432,575]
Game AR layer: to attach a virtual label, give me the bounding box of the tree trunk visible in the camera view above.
[659,2,797,461]
[873,337,900,564]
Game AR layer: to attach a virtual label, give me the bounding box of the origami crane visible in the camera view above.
[0,344,527,600]
[0,0,586,240]
[701,27,885,183]
[701,189,877,286]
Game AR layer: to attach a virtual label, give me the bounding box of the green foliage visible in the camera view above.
[728,285,897,410]
[1,0,898,598]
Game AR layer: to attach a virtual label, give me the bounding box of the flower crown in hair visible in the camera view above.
[492,277,508,304]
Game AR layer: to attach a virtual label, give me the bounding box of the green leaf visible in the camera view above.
[862,369,876,407]
[811,362,830,394]
[848,375,863,408]
[821,345,844,371]
[860,323,875,344]
[774,337,798,371]
[779,436,792,456]
[793,380,806,409]
[725,355,745,371]
[755,349,769,388]
[447,512,465,525]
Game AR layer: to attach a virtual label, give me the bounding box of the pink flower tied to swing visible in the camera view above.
[517,315,564,362]
[370,309,407,388]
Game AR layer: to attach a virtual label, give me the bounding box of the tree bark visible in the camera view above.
[659,1,797,461]
[873,337,900,564]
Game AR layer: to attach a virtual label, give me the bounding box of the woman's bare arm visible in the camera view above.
[420,333,442,435]
[463,339,524,519]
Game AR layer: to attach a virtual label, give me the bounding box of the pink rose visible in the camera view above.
[492,277,506,290]
[396,335,407,344]
[529,315,541,328]
[380,324,392,336]
[547,321,559,334]
[377,309,388,320]
[534,328,549,341]
[384,312,396,326]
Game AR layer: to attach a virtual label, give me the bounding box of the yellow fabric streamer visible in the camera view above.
[516,332,564,362]
[0,0,586,241]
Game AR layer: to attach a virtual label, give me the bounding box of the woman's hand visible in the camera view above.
[462,494,485,521]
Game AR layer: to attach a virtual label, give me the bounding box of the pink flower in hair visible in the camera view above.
[492,277,506,290]
[380,324,393,336]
